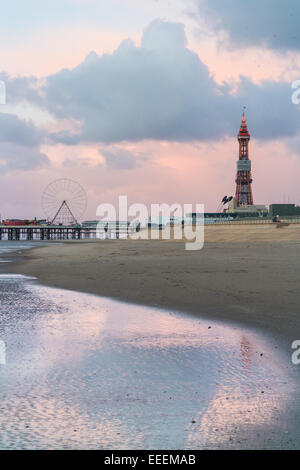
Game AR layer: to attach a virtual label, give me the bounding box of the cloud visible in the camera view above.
[0,142,49,174]
[0,73,44,107]
[233,77,300,140]
[197,0,300,51]
[38,19,300,145]
[100,147,149,169]
[43,19,232,143]
[2,18,300,151]
[0,111,49,173]
[0,112,45,146]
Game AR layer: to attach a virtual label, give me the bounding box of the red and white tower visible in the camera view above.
[235,112,253,206]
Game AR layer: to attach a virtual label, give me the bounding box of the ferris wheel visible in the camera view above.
[42,179,87,225]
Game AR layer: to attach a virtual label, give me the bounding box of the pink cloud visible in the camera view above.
[0,27,139,77]
[2,135,299,221]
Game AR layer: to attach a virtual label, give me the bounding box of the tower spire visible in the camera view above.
[235,111,253,207]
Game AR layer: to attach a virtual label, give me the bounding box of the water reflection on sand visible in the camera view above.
[0,275,295,449]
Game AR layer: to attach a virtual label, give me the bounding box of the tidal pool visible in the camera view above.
[0,274,296,449]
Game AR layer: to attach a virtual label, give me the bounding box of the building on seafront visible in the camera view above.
[269,204,300,218]
[235,111,253,207]
[226,112,268,216]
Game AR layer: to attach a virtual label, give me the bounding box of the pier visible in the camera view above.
[0,225,82,241]
[0,223,137,241]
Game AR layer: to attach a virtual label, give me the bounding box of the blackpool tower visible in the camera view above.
[235,112,253,206]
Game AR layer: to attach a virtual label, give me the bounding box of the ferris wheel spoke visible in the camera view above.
[42,179,87,224]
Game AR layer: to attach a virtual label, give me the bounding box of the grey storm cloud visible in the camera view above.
[2,18,300,153]
[197,0,300,51]
[41,19,300,145]
[0,142,49,174]
[0,112,49,173]
[100,148,149,169]
[45,19,234,143]
[0,73,48,173]
[234,77,300,140]
[0,112,45,146]
[0,72,43,106]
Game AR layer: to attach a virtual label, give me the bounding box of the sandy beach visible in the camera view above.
[5,223,300,354]
[2,223,300,449]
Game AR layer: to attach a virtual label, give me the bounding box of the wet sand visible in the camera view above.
[1,275,293,450]
[3,223,300,449]
[5,224,300,354]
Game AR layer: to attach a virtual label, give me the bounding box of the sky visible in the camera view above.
[1,0,300,220]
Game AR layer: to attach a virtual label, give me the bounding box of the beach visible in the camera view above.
[2,223,300,449]
[6,224,300,352]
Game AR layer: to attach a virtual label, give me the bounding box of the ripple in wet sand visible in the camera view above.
[0,276,296,449]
